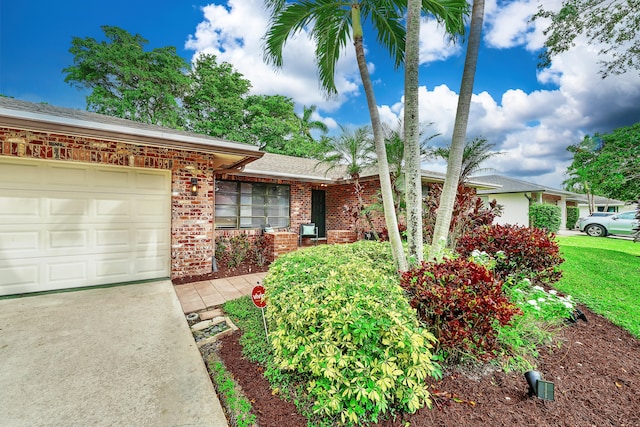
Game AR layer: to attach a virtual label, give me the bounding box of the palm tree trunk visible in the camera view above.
[404,0,424,264]
[352,3,408,272]
[430,0,485,258]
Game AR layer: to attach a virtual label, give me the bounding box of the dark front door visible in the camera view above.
[311,190,326,238]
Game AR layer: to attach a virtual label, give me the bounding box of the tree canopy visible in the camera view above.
[64,26,329,159]
[564,122,640,202]
[536,0,640,77]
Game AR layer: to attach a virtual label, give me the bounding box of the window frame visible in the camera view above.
[214,180,291,230]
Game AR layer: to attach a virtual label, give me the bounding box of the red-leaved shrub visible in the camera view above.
[423,184,502,248]
[400,258,521,361]
[456,224,564,285]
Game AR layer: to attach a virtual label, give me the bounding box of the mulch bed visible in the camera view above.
[216,305,640,427]
[172,260,270,285]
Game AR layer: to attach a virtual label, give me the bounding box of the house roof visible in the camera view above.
[0,97,263,170]
[575,195,628,206]
[474,174,581,199]
[236,152,501,188]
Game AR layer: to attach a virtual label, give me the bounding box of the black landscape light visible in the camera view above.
[567,308,588,323]
[524,370,555,401]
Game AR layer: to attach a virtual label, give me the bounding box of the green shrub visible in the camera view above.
[457,224,564,285]
[529,203,561,232]
[227,234,251,268]
[400,257,521,362]
[566,206,579,230]
[264,241,440,425]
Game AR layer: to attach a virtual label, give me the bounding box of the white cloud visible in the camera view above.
[419,18,461,63]
[186,0,640,190]
[185,0,360,112]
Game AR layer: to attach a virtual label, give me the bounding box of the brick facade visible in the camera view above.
[326,178,386,235]
[0,126,384,283]
[0,127,218,280]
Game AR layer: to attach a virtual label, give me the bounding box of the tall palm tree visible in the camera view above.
[404,0,424,263]
[317,125,379,238]
[433,136,502,182]
[264,0,467,271]
[430,0,485,256]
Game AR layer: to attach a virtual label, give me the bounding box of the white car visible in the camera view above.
[578,211,638,237]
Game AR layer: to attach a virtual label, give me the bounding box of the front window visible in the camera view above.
[215,180,290,229]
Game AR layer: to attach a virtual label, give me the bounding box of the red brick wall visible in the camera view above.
[0,127,218,280]
[326,179,386,234]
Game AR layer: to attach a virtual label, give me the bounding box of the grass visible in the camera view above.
[555,235,640,338]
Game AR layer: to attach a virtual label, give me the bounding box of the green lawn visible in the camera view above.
[555,235,640,338]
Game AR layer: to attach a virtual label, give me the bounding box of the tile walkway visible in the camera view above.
[173,272,268,314]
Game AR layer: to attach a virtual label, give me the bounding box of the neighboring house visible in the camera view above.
[0,97,498,296]
[474,175,584,230]
[574,195,631,219]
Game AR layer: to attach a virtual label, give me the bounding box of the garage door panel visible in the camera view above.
[49,197,89,217]
[48,229,89,249]
[0,229,40,252]
[49,260,88,283]
[0,193,41,220]
[137,171,170,192]
[0,158,171,296]
[49,164,90,187]
[0,263,39,288]
[0,161,42,186]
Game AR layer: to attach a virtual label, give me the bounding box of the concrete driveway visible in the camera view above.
[0,280,228,427]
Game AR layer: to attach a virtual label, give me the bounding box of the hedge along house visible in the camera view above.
[0,97,263,296]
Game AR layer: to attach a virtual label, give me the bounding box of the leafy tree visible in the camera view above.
[318,125,379,238]
[183,53,251,140]
[431,0,485,255]
[264,0,467,271]
[535,0,640,77]
[64,26,189,128]
[433,136,501,182]
[564,123,640,202]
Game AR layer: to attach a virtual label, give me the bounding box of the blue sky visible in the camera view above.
[2,0,639,189]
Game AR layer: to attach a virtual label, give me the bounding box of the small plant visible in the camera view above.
[496,278,575,372]
[457,224,564,285]
[227,234,251,268]
[209,359,257,427]
[529,203,561,232]
[251,234,269,267]
[215,236,228,263]
[400,257,522,362]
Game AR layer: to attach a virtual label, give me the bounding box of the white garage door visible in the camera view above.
[0,157,171,296]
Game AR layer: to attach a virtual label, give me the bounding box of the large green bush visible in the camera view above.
[264,241,440,425]
[529,203,561,232]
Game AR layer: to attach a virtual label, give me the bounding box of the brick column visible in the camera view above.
[327,230,357,245]
[264,232,298,262]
